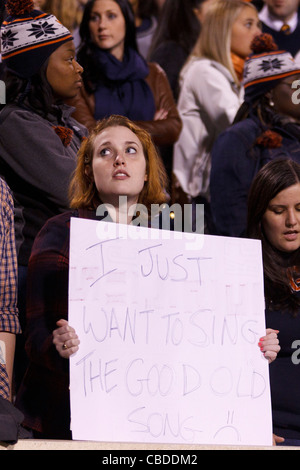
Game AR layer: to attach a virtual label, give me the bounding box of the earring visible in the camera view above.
[269,99,275,107]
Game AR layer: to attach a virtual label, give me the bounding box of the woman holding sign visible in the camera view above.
[15,115,168,439]
[248,158,300,447]
[16,115,280,440]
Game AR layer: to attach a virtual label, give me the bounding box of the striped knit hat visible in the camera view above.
[1,0,73,78]
[243,33,300,103]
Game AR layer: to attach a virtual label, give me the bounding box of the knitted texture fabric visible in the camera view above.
[243,33,300,102]
[1,0,72,78]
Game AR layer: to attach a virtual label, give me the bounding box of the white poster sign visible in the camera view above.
[69,218,272,446]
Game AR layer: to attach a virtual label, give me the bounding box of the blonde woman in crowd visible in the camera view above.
[173,0,261,233]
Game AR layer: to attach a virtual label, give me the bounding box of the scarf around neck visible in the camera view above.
[231,52,245,83]
[93,47,156,121]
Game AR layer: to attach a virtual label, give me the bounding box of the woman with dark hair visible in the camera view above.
[15,115,169,439]
[0,0,88,387]
[149,0,212,101]
[247,157,300,446]
[129,0,160,59]
[210,34,300,237]
[79,0,138,58]
[0,0,88,266]
[71,0,182,175]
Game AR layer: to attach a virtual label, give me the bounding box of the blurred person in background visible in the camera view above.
[173,0,261,233]
[210,34,300,237]
[149,0,214,101]
[259,0,300,63]
[129,0,159,59]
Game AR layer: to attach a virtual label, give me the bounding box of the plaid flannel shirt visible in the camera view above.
[16,210,79,437]
[0,178,21,399]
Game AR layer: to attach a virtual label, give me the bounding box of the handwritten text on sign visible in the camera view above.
[69,219,272,446]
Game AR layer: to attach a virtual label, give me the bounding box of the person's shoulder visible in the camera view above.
[147,61,165,76]
[0,103,37,120]
[146,61,170,88]
[184,57,221,72]
[181,57,232,84]
[212,117,261,162]
[42,210,78,231]
[219,116,260,141]
[0,103,51,132]
[32,210,79,254]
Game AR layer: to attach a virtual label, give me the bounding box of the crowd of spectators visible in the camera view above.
[1,0,300,446]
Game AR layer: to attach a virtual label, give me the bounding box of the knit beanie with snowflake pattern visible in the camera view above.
[1,0,73,78]
[243,33,300,103]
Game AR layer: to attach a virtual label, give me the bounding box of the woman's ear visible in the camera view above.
[144,173,148,182]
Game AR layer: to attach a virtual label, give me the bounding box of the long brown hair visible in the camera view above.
[247,158,300,312]
[69,115,168,212]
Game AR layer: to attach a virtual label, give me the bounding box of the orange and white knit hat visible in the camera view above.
[243,33,300,102]
[1,0,73,78]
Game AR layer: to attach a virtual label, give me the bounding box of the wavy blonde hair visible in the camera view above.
[192,0,257,85]
[69,115,168,211]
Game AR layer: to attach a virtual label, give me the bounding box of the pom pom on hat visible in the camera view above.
[53,126,74,147]
[6,0,34,16]
[250,33,278,54]
[243,33,300,103]
[255,130,283,149]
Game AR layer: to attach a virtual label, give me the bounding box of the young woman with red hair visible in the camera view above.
[15,115,168,439]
